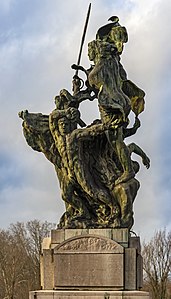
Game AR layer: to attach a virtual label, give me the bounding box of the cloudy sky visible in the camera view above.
[0,0,171,241]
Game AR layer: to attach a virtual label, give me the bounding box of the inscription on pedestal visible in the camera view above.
[54,235,124,253]
[54,235,124,290]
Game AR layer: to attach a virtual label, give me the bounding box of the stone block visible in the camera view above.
[122,291,149,298]
[29,290,150,299]
[54,235,124,290]
[29,291,55,299]
[51,229,65,244]
[89,228,112,239]
[40,254,44,289]
[64,228,89,240]
[111,229,129,248]
[137,254,143,289]
[125,248,137,290]
[42,237,51,251]
[54,253,123,289]
[129,237,141,254]
[50,228,129,246]
[112,229,129,243]
[41,249,54,290]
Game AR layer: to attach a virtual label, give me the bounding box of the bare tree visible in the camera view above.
[0,229,29,299]
[142,229,171,299]
[10,220,55,290]
[0,220,55,299]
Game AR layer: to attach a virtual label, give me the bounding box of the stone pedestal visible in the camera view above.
[30,229,149,299]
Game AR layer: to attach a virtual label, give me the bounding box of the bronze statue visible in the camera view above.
[19,15,150,230]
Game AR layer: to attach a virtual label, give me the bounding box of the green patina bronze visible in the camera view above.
[19,16,150,229]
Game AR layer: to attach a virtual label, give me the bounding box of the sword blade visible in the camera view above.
[75,3,91,76]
